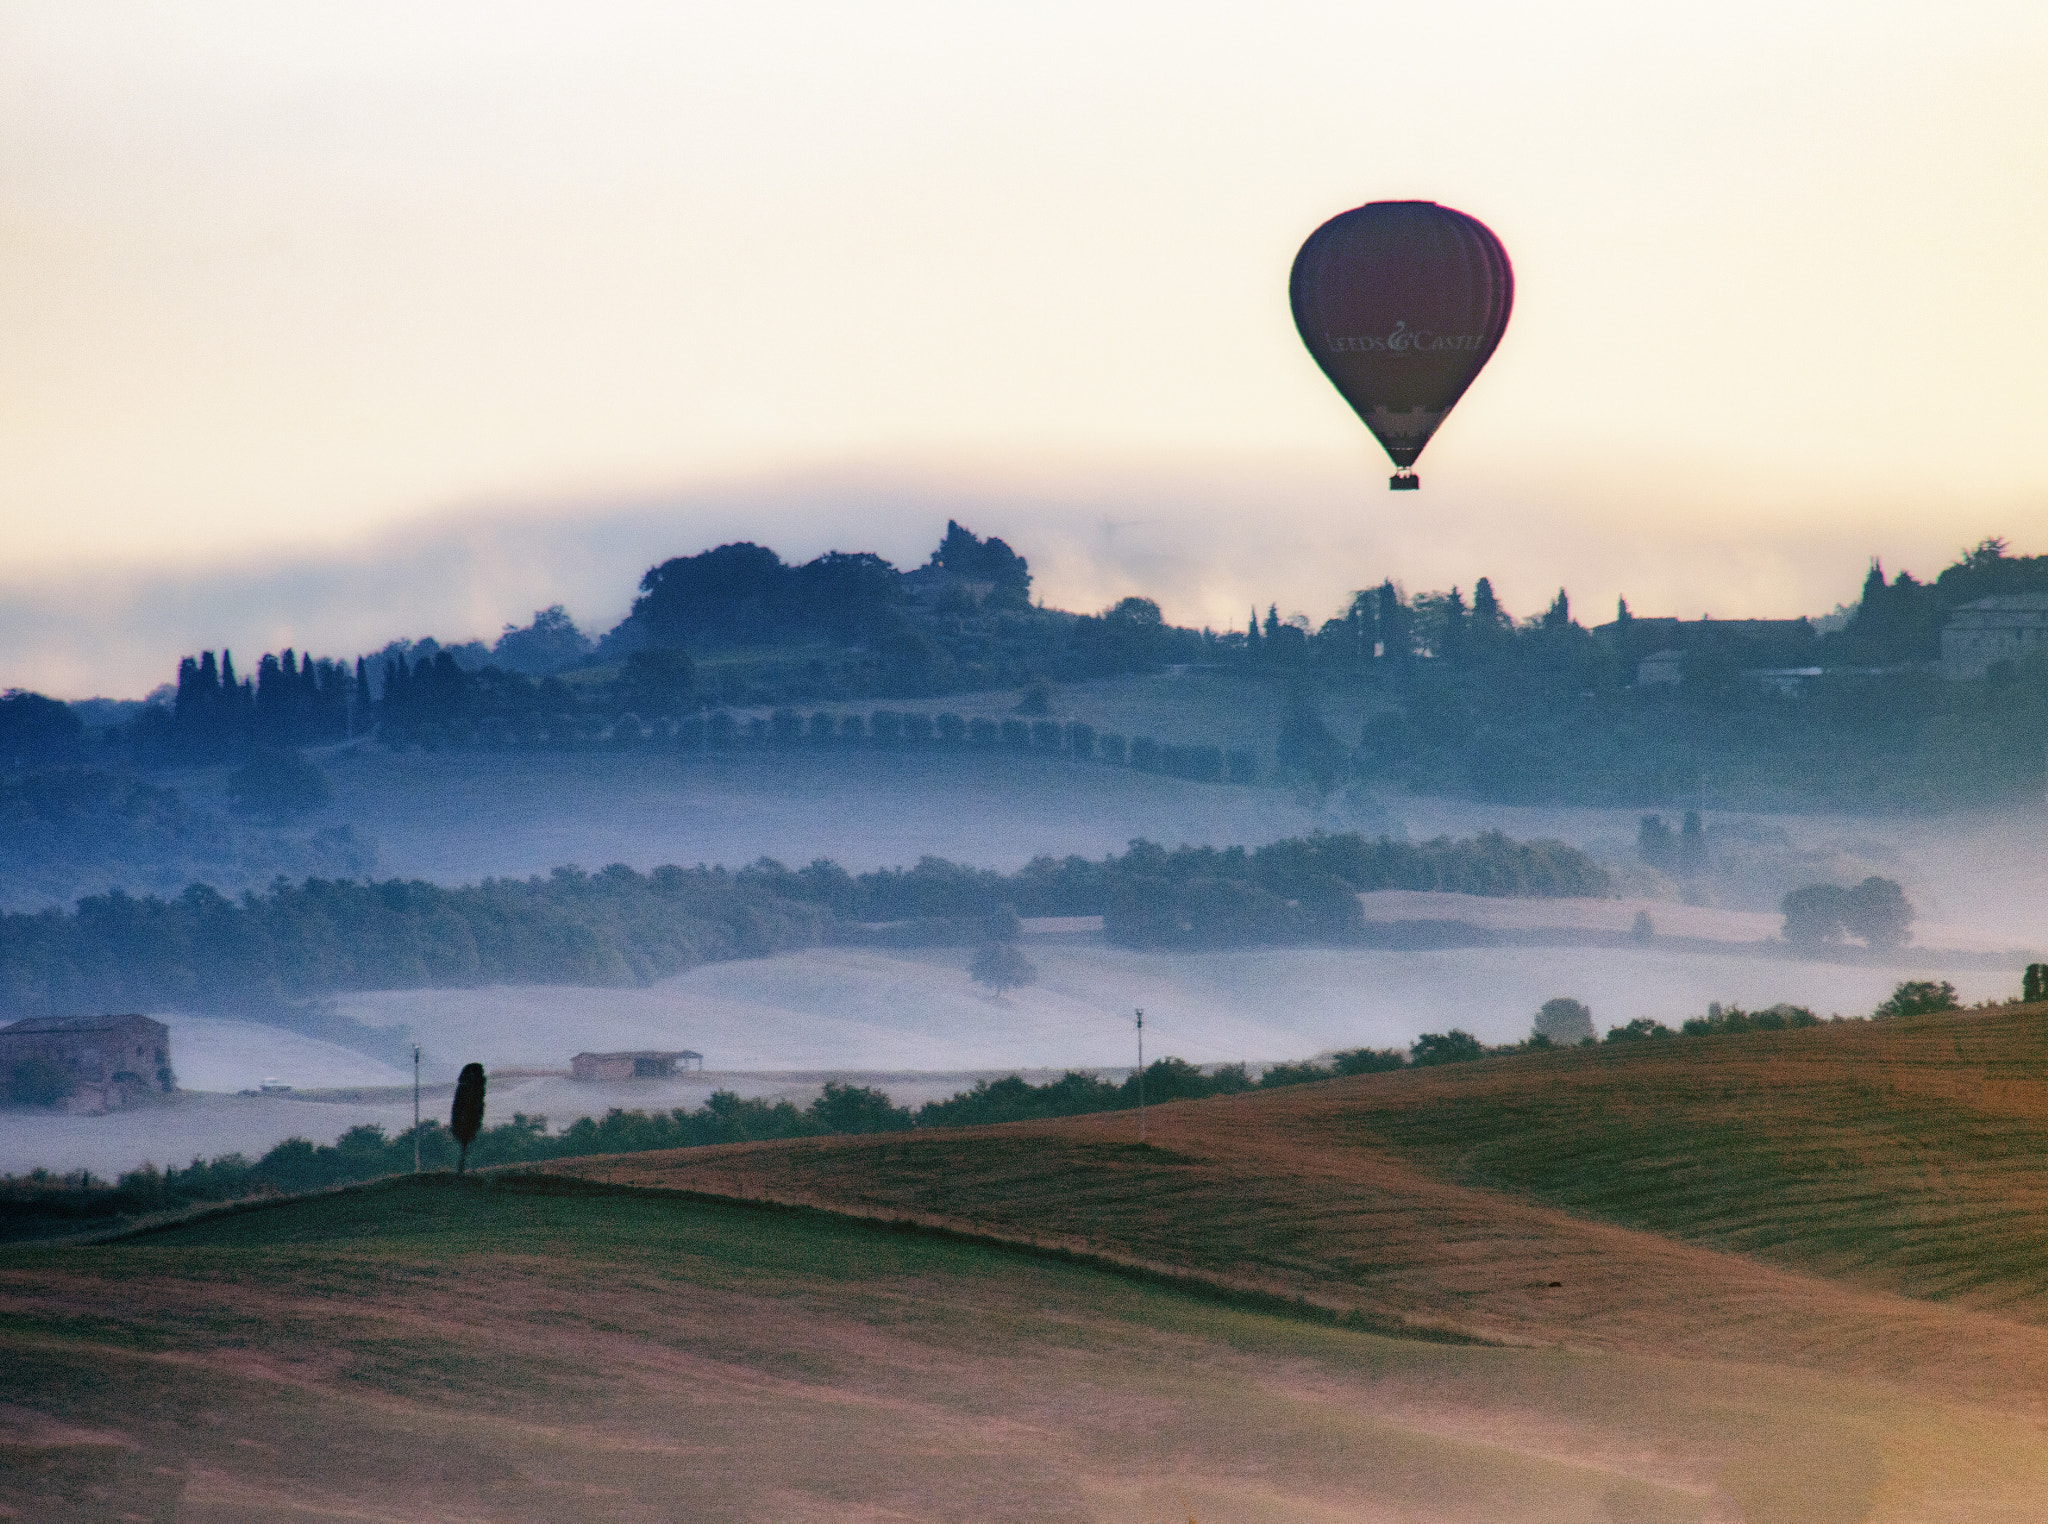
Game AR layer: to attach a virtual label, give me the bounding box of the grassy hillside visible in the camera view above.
[9,1176,2048,1521]
[544,1005,2048,1414]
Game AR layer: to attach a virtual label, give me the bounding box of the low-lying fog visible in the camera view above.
[13,735,2046,1176]
[3,929,2017,1177]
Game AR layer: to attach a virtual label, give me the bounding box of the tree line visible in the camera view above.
[0,830,1609,1019]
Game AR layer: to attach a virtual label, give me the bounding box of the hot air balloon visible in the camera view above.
[1290,201,1512,490]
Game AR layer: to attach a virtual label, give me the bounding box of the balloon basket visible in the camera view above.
[1389,473,1420,491]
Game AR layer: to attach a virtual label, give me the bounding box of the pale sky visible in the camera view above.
[3,1,2045,694]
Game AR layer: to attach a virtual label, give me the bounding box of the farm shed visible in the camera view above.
[570,1050,703,1081]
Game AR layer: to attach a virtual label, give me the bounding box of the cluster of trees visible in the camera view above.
[0,865,830,1020]
[132,649,364,764]
[1779,877,1913,951]
[0,829,1608,1016]
[745,830,1609,951]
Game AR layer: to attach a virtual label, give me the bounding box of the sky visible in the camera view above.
[3,1,2045,695]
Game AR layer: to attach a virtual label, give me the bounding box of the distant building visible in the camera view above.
[570,1050,703,1081]
[1941,594,2048,679]
[0,1014,173,1114]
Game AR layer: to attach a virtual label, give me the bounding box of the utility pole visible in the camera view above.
[1135,1008,1145,1144]
[413,1044,421,1173]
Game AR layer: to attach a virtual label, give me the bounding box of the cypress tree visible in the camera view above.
[450,1063,486,1174]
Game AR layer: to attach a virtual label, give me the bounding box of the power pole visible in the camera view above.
[413,1044,421,1173]
[1135,1008,1145,1144]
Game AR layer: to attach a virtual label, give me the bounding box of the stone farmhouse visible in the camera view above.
[0,1014,173,1114]
[1941,594,2048,680]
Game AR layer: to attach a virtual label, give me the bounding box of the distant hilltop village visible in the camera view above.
[3,527,2048,817]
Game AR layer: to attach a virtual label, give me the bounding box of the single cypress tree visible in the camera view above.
[450,1063,486,1174]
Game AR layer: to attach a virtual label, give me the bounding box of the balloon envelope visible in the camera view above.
[1290,201,1512,474]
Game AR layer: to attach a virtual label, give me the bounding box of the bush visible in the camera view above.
[1098,733,1127,765]
[1000,718,1030,751]
[935,713,965,745]
[1225,749,1259,785]
[1533,997,1594,1044]
[1873,980,1959,1019]
[1410,1030,1484,1067]
[902,712,935,745]
[967,717,999,748]
[1067,722,1095,761]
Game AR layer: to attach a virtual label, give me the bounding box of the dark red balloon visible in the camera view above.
[1290,201,1513,487]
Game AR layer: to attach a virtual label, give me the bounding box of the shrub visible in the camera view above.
[935,713,965,745]
[1067,722,1095,760]
[1098,732,1127,765]
[1129,736,1160,771]
[769,709,803,745]
[967,717,999,748]
[838,713,866,744]
[1000,718,1030,751]
[1225,749,1259,785]
[806,712,837,745]
[1030,719,1062,752]
[902,711,935,745]
[869,711,903,745]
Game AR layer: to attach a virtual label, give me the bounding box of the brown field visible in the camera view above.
[11,1007,2048,1519]
[549,1006,2048,1408]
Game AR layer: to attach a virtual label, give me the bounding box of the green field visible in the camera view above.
[7,1174,2048,1521]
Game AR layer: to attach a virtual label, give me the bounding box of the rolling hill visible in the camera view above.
[542,1004,2048,1410]
[12,1006,2048,1519]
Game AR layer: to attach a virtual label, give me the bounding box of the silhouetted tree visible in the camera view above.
[450,1063,486,1173]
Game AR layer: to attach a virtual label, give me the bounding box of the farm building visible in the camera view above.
[1,1014,173,1113]
[1941,594,2048,679]
[570,1050,703,1081]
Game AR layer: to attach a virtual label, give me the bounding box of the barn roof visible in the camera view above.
[1,1013,165,1035]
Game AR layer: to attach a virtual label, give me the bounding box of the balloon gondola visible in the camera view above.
[1290,201,1512,489]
